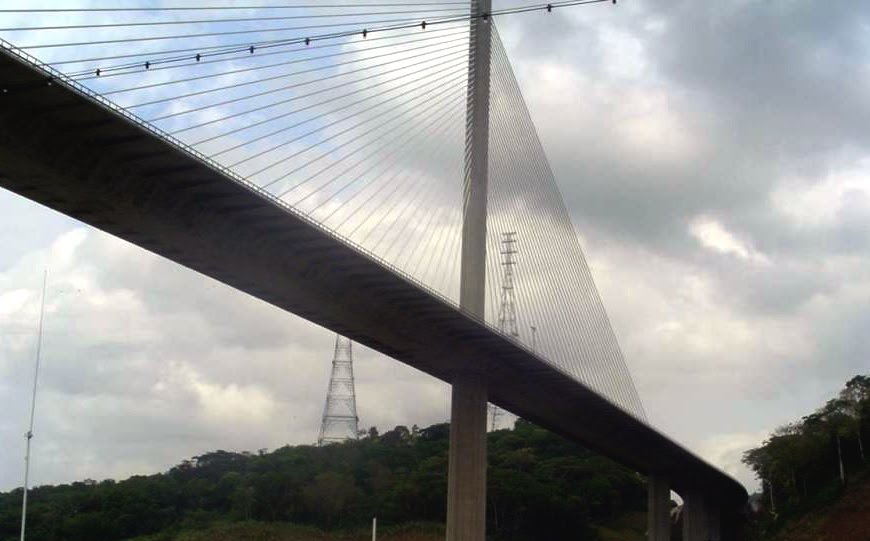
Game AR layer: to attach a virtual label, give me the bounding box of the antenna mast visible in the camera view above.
[20,270,47,541]
[317,334,360,445]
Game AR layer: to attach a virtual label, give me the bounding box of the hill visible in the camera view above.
[130,521,444,541]
[743,374,870,541]
[770,468,870,541]
[0,420,647,541]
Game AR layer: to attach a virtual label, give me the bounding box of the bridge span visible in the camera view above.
[0,28,746,541]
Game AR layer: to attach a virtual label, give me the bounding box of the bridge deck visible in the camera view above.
[0,45,746,509]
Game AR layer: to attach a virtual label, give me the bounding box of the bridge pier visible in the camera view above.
[445,373,488,541]
[647,475,671,541]
[682,491,722,541]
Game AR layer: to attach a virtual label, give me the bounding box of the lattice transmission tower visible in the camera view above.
[497,232,519,338]
[490,232,519,431]
[317,334,360,445]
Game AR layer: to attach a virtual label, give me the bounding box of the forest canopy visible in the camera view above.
[0,419,646,541]
[742,374,870,515]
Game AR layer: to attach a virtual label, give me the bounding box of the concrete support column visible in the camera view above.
[682,492,722,541]
[647,475,671,541]
[446,373,488,541]
[682,491,704,541]
[705,504,721,541]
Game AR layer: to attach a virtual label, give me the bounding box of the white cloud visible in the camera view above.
[773,159,870,227]
[0,224,449,490]
[0,289,30,317]
[3,0,870,500]
[689,216,768,263]
[697,430,768,491]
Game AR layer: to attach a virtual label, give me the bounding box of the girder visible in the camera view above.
[0,44,746,509]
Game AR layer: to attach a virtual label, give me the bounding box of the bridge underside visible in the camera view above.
[0,47,746,515]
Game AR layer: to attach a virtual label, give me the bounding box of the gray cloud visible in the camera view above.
[3,0,870,495]
[494,0,870,487]
[0,224,449,490]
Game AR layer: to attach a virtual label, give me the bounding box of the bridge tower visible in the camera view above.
[317,335,359,445]
[447,0,492,540]
[490,232,518,431]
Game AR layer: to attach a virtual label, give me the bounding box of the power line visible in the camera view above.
[16,11,475,50]
[102,35,469,96]
[6,1,614,78]
[0,3,471,13]
[128,42,467,111]
[67,27,469,80]
[0,8,470,32]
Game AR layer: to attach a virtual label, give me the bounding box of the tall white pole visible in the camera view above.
[20,269,48,541]
[372,517,377,541]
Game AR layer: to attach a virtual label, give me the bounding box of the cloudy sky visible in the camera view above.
[2,0,870,495]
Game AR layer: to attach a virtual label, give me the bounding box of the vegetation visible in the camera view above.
[129,521,444,541]
[743,375,870,538]
[0,419,646,541]
[765,467,870,541]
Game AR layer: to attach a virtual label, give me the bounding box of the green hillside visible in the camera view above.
[0,420,646,541]
[130,521,443,541]
[744,374,870,541]
[766,468,870,541]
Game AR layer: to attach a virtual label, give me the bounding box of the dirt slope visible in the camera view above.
[774,474,870,541]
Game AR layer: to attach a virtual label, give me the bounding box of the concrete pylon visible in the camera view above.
[682,491,722,541]
[682,491,704,541]
[706,502,722,541]
[446,373,488,540]
[446,1,492,540]
[647,475,671,541]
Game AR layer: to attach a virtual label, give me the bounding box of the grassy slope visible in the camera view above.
[772,469,870,541]
[132,514,649,541]
[130,521,443,541]
[596,511,646,541]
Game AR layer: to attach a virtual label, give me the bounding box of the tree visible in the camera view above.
[805,399,854,486]
[840,375,870,462]
[302,472,359,526]
[743,373,870,525]
[0,419,649,541]
[381,425,411,445]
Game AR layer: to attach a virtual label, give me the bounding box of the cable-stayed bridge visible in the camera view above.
[0,2,746,540]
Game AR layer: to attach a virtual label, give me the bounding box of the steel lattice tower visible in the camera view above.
[497,232,519,338]
[317,334,359,445]
[490,232,519,431]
